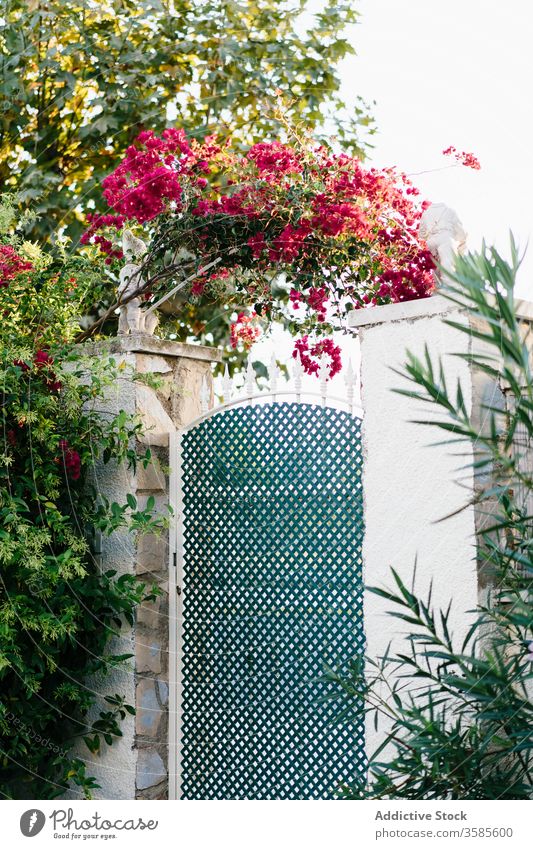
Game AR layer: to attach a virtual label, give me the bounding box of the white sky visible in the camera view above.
[342,0,533,298]
[233,1,533,395]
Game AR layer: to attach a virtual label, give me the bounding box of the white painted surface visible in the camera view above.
[348,294,455,329]
[167,431,180,801]
[350,294,533,330]
[358,306,478,757]
[418,203,467,275]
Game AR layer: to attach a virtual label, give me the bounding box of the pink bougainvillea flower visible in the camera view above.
[0,245,33,287]
[33,349,62,392]
[306,286,329,322]
[442,146,481,170]
[84,126,444,349]
[268,222,311,263]
[13,358,31,371]
[57,439,81,481]
[230,312,262,350]
[33,349,54,369]
[293,336,342,379]
[190,274,207,297]
[47,377,63,393]
[247,233,267,260]
[247,141,302,176]
[13,351,61,392]
[79,213,125,260]
[289,288,303,310]
[96,130,191,228]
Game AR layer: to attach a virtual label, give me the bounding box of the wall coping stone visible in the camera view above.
[348,293,533,330]
[83,333,222,362]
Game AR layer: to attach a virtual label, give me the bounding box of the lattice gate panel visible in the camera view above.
[178,402,365,799]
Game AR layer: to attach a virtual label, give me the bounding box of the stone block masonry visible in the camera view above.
[77,334,220,800]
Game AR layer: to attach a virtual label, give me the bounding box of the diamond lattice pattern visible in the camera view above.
[179,402,365,799]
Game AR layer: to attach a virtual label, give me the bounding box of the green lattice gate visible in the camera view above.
[172,400,365,799]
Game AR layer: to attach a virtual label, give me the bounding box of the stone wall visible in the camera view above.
[80,335,220,800]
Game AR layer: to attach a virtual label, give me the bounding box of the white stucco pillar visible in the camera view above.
[348,295,503,758]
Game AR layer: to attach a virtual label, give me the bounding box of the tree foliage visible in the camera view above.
[0,0,373,243]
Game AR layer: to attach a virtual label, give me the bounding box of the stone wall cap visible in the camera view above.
[347,294,458,329]
[515,298,533,323]
[83,334,222,362]
[348,293,533,330]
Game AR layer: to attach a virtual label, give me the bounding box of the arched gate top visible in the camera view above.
[185,353,362,432]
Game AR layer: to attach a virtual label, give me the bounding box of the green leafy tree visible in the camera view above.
[329,243,533,799]
[0,0,373,243]
[0,197,163,798]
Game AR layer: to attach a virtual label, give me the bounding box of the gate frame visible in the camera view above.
[167,389,363,800]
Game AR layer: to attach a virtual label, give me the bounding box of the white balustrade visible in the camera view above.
[207,352,360,418]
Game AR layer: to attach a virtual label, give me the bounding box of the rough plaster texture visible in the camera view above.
[68,335,219,800]
[354,301,480,759]
[351,296,533,764]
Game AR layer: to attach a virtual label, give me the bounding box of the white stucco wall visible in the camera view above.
[350,297,479,758]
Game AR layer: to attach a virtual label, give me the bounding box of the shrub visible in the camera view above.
[0,201,161,798]
[79,129,436,376]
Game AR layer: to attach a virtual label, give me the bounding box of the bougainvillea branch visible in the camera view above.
[442,146,481,170]
[83,128,437,374]
[75,254,218,343]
